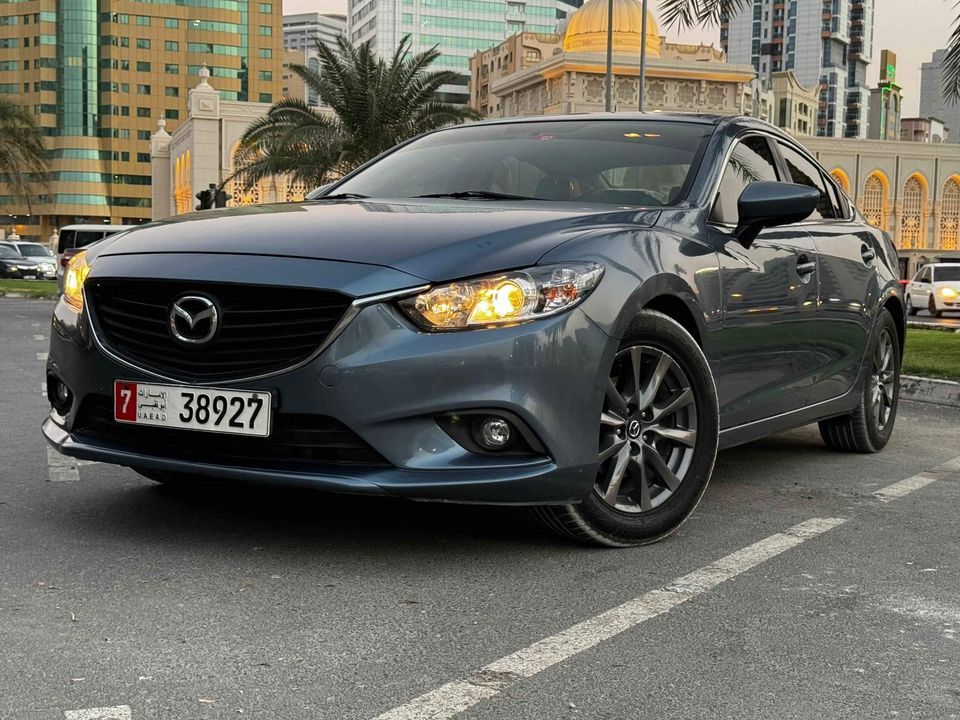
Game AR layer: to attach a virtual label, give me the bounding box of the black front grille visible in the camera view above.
[74,395,390,468]
[88,279,352,381]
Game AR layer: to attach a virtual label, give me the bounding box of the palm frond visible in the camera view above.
[944,5,960,103]
[658,0,751,28]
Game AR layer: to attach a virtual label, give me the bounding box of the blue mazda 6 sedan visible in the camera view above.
[43,114,904,547]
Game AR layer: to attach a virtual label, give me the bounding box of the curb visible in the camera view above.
[901,375,960,409]
[0,291,55,300]
[907,321,960,333]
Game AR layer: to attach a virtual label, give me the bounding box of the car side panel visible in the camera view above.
[805,222,882,405]
[709,226,821,429]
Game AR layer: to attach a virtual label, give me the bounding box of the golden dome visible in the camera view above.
[563,0,661,57]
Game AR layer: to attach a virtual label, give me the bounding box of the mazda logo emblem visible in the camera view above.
[169,295,219,345]
[627,420,642,438]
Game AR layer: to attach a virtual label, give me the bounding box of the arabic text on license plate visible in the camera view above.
[114,381,271,437]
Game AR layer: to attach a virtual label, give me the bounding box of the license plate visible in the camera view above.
[114,381,272,437]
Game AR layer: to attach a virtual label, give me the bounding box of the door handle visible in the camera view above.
[796,255,817,278]
[861,244,877,265]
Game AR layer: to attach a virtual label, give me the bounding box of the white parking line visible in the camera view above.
[371,517,846,720]
[64,706,131,720]
[36,351,48,362]
[872,473,941,503]
[34,334,46,341]
[47,446,81,483]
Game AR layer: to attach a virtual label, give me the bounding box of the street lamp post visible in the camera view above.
[638,0,648,111]
[604,0,613,111]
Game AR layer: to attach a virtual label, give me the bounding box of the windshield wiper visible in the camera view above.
[314,192,369,200]
[414,191,540,201]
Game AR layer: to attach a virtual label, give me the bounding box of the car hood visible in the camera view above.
[0,257,37,266]
[93,199,660,282]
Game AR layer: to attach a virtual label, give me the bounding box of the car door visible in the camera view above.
[708,134,821,430]
[910,265,932,310]
[773,141,879,406]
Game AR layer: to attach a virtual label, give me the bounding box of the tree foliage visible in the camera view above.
[233,35,479,190]
[0,98,49,214]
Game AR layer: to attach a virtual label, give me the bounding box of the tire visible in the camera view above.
[818,308,900,453]
[906,295,919,316]
[533,310,720,548]
[928,295,942,318]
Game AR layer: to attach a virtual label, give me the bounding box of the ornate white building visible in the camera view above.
[150,68,312,221]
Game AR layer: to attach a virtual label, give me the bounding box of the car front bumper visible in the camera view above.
[42,281,616,505]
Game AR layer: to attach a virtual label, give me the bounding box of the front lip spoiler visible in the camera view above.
[41,416,568,504]
[82,282,431,388]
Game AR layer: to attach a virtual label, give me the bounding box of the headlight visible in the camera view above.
[399,262,604,331]
[941,287,959,299]
[63,252,91,311]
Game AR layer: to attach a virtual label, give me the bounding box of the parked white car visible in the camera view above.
[906,263,960,317]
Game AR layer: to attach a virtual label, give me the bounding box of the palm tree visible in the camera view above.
[0,98,49,214]
[233,35,479,190]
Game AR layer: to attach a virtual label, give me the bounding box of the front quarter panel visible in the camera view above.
[539,219,723,362]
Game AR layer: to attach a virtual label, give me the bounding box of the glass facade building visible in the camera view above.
[720,0,873,139]
[347,0,561,104]
[0,0,282,240]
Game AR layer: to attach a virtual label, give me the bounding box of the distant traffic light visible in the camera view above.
[195,188,213,211]
[214,189,228,208]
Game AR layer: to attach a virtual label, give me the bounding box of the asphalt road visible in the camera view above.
[2,298,960,720]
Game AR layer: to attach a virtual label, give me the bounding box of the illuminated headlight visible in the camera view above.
[399,263,604,331]
[940,287,959,299]
[63,251,91,311]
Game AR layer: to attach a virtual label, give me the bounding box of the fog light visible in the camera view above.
[478,417,512,450]
[49,378,72,413]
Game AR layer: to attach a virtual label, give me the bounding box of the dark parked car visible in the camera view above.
[0,245,40,279]
[0,241,56,279]
[43,115,904,547]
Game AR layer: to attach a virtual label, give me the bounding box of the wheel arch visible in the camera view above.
[611,274,709,349]
[880,289,906,357]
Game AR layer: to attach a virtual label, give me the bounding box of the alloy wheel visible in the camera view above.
[595,345,698,514]
[871,328,896,431]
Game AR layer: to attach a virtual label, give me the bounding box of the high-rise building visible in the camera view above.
[347,0,559,105]
[867,50,901,141]
[720,0,873,139]
[0,0,282,241]
[283,12,346,52]
[281,13,345,108]
[919,49,960,144]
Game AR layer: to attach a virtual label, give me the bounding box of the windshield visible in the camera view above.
[0,247,23,259]
[935,266,960,283]
[17,243,52,258]
[331,120,713,207]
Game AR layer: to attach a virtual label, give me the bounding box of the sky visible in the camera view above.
[281,0,957,116]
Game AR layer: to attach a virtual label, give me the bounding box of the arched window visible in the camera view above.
[899,174,927,249]
[940,177,960,251]
[830,168,851,195]
[861,172,889,231]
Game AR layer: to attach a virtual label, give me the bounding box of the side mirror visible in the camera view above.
[734,181,820,248]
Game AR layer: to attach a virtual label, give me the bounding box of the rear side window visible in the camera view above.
[75,231,106,249]
[57,230,75,254]
[711,136,780,225]
[776,143,835,220]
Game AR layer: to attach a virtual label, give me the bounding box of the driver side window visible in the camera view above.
[711,136,780,225]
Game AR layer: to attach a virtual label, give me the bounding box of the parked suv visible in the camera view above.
[56,224,133,289]
[905,262,960,317]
